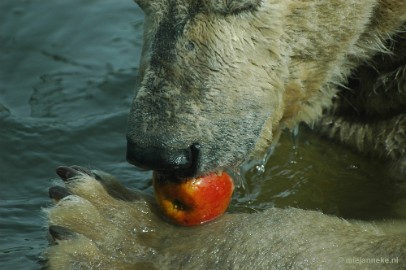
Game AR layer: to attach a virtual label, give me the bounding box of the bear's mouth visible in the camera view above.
[153,169,224,183]
[164,142,202,179]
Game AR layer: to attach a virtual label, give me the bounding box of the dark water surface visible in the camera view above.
[1,1,404,269]
[1,1,146,269]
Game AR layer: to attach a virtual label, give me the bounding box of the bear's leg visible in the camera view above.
[44,166,162,269]
[317,32,406,175]
[43,166,406,269]
[317,112,406,173]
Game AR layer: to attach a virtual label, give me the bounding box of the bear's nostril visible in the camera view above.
[126,141,191,170]
[126,139,200,177]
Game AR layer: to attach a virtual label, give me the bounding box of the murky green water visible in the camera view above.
[1,1,404,269]
[231,128,404,221]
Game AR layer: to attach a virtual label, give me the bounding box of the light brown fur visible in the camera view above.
[45,0,406,269]
[127,0,406,173]
[45,168,406,269]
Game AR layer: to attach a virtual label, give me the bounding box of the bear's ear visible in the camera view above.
[204,0,262,15]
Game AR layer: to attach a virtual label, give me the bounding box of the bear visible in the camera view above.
[45,166,406,269]
[44,0,406,269]
[125,0,406,177]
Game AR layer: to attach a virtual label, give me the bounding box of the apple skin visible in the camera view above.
[153,171,234,226]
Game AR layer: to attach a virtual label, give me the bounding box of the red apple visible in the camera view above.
[153,171,234,226]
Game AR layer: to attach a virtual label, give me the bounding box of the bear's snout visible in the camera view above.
[126,139,201,178]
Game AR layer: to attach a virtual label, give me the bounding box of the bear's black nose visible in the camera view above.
[126,140,201,178]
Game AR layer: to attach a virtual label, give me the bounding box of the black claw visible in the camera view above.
[73,165,102,180]
[56,166,82,181]
[49,225,75,241]
[49,186,71,201]
[71,165,94,176]
[56,165,97,182]
[91,171,102,181]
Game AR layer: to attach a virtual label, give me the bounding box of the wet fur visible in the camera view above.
[45,167,406,269]
[127,0,406,174]
[45,0,406,269]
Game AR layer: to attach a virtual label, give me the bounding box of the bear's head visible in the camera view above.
[126,0,288,178]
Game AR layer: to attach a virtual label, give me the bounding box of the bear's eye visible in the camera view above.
[185,41,195,51]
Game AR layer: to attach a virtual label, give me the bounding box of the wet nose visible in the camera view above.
[126,139,201,177]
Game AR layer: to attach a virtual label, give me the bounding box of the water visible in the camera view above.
[232,128,403,220]
[1,1,146,269]
[0,1,404,269]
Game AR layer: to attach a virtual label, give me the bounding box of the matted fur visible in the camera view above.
[45,168,406,269]
[127,0,406,174]
[45,0,406,269]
